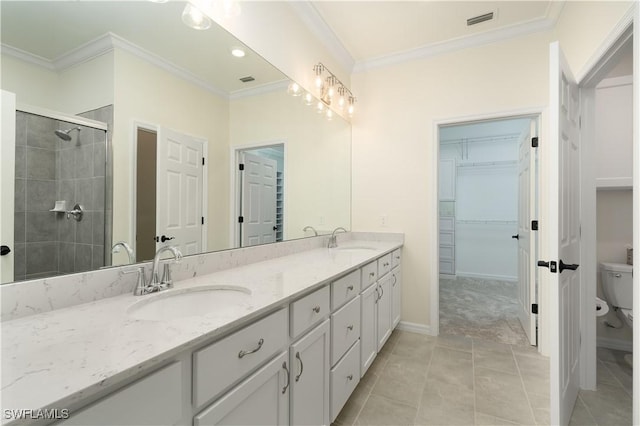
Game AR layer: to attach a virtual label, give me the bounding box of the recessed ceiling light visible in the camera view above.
[231,47,246,58]
[182,3,212,30]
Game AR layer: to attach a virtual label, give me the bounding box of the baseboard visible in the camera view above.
[455,272,518,282]
[596,336,633,352]
[439,274,457,280]
[397,321,434,336]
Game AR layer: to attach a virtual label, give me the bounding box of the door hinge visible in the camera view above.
[239,163,245,171]
[202,157,205,166]
[531,137,539,148]
[201,217,204,225]
[531,220,539,231]
[238,216,244,223]
[531,303,538,314]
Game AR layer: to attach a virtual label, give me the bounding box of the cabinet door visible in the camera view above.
[360,285,377,376]
[391,267,402,328]
[290,320,330,426]
[439,158,456,201]
[194,352,289,426]
[376,276,392,351]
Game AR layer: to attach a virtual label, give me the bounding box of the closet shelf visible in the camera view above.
[457,160,517,168]
[456,219,517,225]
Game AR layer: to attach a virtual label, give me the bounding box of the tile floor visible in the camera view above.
[332,275,633,425]
[333,330,550,425]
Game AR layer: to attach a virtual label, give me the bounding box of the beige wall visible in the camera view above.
[1,52,114,114]
[554,1,635,78]
[230,90,351,240]
[597,190,633,267]
[350,32,552,329]
[112,48,230,259]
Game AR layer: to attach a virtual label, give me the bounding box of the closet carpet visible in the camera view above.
[439,276,529,346]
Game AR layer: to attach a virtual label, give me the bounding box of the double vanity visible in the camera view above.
[1,233,403,425]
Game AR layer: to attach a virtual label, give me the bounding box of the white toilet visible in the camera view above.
[600,262,634,328]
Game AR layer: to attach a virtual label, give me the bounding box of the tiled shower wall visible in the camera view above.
[13,108,111,281]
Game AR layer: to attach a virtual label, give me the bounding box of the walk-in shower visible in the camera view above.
[6,107,111,283]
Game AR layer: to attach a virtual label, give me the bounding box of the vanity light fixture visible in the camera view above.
[287,81,302,97]
[310,62,356,118]
[303,92,314,106]
[182,2,212,30]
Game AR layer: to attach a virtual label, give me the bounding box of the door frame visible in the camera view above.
[230,140,287,248]
[430,108,545,351]
[130,121,209,262]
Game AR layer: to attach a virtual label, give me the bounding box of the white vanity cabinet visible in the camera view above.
[376,273,393,351]
[194,352,290,426]
[289,320,330,426]
[360,283,378,376]
[60,362,183,426]
[391,267,402,328]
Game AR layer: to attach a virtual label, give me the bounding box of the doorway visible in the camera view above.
[233,143,285,248]
[131,124,207,263]
[436,115,539,347]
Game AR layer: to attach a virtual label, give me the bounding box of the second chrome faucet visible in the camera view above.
[126,245,183,296]
[328,227,347,248]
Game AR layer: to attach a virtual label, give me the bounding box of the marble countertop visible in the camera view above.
[1,240,401,423]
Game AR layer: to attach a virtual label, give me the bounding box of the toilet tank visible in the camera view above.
[600,262,633,310]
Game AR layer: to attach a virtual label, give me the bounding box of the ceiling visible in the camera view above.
[305,1,563,68]
[0,1,285,95]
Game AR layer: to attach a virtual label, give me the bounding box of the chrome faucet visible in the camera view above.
[303,226,318,236]
[111,241,135,264]
[124,245,183,296]
[328,227,347,248]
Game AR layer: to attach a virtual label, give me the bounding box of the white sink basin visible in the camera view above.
[128,285,252,321]
[333,246,378,252]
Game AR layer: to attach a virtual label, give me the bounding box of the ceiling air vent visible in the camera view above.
[239,76,255,83]
[467,12,494,26]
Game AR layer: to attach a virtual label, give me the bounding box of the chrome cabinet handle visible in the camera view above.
[374,287,380,303]
[395,255,401,260]
[383,262,389,267]
[238,338,264,358]
[282,362,290,394]
[369,272,375,278]
[392,274,397,287]
[347,325,354,331]
[312,305,321,313]
[347,374,353,381]
[615,273,622,278]
[295,351,304,382]
[379,285,384,299]
[347,285,354,291]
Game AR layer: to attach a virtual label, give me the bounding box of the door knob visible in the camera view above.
[273,226,278,231]
[559,260,579,273]
[0,245,10,256]
[537,260,557,273]
[511,234,519,240]
[156,235,175,243]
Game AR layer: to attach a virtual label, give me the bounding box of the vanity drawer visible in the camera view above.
[361,261,378,290]
[331,296,361,365]
[331,269,360,310]
[330,340,360,422]
[378,253,393,278]
[391,248,402,268]
[61,362,183,425]
[193,308,288,408]
[290,285,330,339]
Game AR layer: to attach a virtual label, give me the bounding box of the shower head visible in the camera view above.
[54,127,81,141]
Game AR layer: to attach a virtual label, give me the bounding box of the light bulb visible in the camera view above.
[182,3,212,30]
[303,92,314,106]
[230,47,245,58]
[316,101,325,114]
[347,103,355,117]
[314,75,324,93]
[337,95,346,110]
[287,82,302,96]
[326,109,333,121]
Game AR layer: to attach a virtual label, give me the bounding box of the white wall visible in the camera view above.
[351,31,552,329]
[230,89,351,240]
[112,48,230,256]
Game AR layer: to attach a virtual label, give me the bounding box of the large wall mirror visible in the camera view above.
[0,1,351,284]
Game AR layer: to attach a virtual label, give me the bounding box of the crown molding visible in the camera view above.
[288,1,355,74]
[353,17,556,73]
[2,33,229,99]
[229,79,289,100]
[1,44,56,70]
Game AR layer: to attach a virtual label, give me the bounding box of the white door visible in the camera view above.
[547,41,581,426]
[241,152,277,247]
[0,91,16,284]
[517,121,537,346]
[290,320,330,426]
[156,128,205,256]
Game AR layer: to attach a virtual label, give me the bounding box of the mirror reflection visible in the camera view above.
[0,1,351,284]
